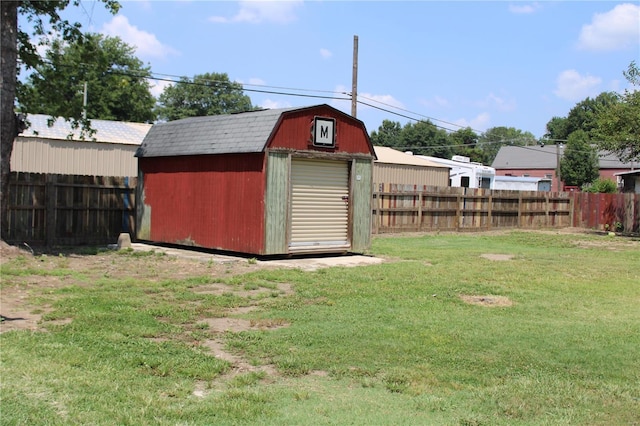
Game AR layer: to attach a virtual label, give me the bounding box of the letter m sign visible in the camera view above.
[313,117,336,147]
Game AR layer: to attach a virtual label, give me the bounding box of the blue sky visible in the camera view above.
[55,1,639,138]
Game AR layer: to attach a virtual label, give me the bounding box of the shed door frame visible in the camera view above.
[288,157,351,253]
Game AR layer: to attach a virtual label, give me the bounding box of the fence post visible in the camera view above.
[624,193,634,233]
[417,192,423,231]
[518,192,523,228]
[488,192,493,230]
[456,193,461,231]
[45,175,56,247]
[545,192,550,227]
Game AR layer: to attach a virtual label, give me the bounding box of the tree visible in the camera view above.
[544,116,570,141]
[155,72,254,121]
[400,120,451,158]
[559,130,599,188]
[18,33,155,123]
[369,119,403,148]
[1,0,119,239]
[546,92,619,141]
[449,127,484,163]
[594,61,640,162]
[478,126,536,165]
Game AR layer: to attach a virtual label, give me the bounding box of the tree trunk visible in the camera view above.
[1,1,19,240]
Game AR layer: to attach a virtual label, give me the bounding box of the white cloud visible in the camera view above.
[100,15,179,60]
[577,3,640,51]
[149,79,172,98]
[480,92,517,112]
[508,3,541,14]
[420,95,451,109]
[209,0,302,24]
[470,113,492,130]
[359,92,405,110]
[553,69,602,101]
[454,113,491,132]
[259,99,292,109]
[320,48,332,59]
[248,77,266,85]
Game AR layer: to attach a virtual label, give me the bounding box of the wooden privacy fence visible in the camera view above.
[6,174,639,246]
[373,184,639,234]
[6,172,136,246]
[571,191,639,233]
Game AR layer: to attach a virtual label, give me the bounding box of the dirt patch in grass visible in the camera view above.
[0,241,268,334]
[480,253,515,261]
[460,294,513,307]
[1,240,290,384]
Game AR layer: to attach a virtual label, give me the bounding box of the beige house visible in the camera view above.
[373,146,450,189]
[11,114,151,177]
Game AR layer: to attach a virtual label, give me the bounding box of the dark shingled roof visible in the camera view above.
[136,107,299,158]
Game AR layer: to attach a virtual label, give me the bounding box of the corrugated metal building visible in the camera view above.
[373,146,450,189]
[11,114,151,176]
[136,104,376,256]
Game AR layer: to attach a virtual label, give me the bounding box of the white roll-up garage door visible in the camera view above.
[290,158,350,252]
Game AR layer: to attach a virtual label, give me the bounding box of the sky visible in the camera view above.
[52,1,640,138]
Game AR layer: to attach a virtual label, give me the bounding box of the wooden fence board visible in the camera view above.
[8,174,638,245]
[7,172,136,246]
[373,186,636,234]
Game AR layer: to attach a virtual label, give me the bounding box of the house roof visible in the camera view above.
[20,114,151,146]
[614,170,640,177]
[492,145,634,170]
[137,107,298,158]
[373,146,448,168]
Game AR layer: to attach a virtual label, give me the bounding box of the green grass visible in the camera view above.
[1,231,639,425]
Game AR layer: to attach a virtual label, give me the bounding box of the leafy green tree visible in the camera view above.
[544,116,570,141]
[450,127,484,163]
[369,119,403,148]
[546,92,619,141]
[400,120,452,158]
[559,130,599,188]
[479,127,537,165]
[18,33,155,123]
[1,0,120,240]
[155,72,254,121]
[594,61,640,162]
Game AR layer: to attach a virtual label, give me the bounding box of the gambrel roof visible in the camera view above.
[136,107,300,158]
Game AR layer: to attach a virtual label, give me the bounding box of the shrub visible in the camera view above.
[582,178,618,193]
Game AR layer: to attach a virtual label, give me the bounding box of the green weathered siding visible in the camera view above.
[136,169,151,241]
[264,152,289,254]
[350,158,373,253]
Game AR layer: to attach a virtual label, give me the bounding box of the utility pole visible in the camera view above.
[351,35,358,118]
[82,81,88,119]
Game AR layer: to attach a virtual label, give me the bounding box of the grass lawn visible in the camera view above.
[1,230,639,425]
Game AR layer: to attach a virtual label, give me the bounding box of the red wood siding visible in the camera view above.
[571,192,640,232]
[268,106,374,155]
[139,153,266,254]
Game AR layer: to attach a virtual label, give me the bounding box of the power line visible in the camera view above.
[357,93,477,133]
[22,60,638,157]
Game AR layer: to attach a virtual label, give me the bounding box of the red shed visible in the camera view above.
[135,104,376,255]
